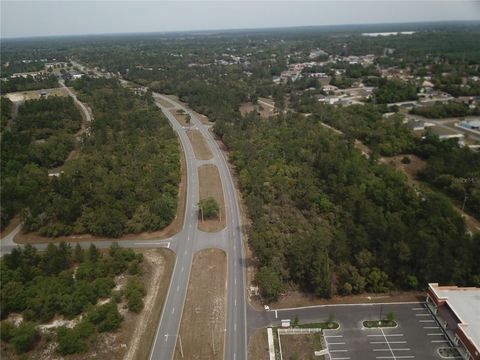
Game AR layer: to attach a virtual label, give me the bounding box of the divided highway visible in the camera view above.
[0,66,249,360]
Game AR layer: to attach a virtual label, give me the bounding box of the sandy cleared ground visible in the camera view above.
[280,333,323,360]
[5,87,67,102]
[14,142,187,244]
[198,164,226,232]
[239,102,275,119]
[248,328,270,360]
[0,248,175,360]
[174,249,226,360]
[187,130,213,160]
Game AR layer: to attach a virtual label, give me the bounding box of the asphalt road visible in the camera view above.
[153,94,248,360]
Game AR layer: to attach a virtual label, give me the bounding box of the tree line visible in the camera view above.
[214,111,479,302]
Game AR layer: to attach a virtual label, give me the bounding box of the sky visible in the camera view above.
[1,0,480,39]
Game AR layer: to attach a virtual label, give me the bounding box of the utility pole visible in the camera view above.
[201,206,204,223]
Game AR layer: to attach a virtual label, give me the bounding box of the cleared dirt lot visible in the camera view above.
[239,102,275,119]
[5,87,68,102]
[174,249,226,360]
[248,328,270,360]
[198,164,226,232]
[280,333,323,360]
[187,130,213,160]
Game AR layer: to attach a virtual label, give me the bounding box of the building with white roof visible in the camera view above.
[427,283,480,360]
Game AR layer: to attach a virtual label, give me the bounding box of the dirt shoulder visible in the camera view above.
[248,328,270,360]
[198,164,226,232]
[126,248,175,360]
[14,140,187,244]
[262,289,425,311]
[187,129,213,160]
[174,248,226,360]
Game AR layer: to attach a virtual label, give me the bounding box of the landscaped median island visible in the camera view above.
[363,312,398,328]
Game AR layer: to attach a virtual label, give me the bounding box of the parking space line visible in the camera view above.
[325,335,344,338]
[419,320,435,322]
[328,342,346,345]
[427,333,443,336]
[412,307,425,310]
[431,340,449,343]
[371,341,407,344]
[415,313,431,316]
[423,326,439,329]
[368,334,404,337]
[374,348,411,351]
[380,328,397,360]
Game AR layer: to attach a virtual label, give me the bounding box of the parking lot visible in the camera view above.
[271,302,457,360]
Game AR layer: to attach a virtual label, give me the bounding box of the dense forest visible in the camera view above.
[215,112,479,301]
[0,243,145,355]
[19,77,180,237]
[411,101,480,118]
[1,96,81,229]
[0,74,58,93]
[1,77,180,237]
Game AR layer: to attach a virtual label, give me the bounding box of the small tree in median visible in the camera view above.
[198,197,219,220]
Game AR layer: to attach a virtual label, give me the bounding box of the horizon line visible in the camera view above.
[2,19,480,42]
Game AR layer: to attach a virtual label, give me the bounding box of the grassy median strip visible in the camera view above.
[198,164,226,232]
[187,129,213,160]
[174,248,226,360]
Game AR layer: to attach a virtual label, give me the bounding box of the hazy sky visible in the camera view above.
[2,0,480,38]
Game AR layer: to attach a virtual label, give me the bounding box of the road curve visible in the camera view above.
[154,94,248,360]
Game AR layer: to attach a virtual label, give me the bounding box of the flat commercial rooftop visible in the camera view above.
[432,285,480,350]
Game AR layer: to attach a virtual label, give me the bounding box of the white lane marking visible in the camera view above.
[330,350,348,352]
[234,300,237,308]
[381,328,396,360]
[431,340,449,343]
[368,334,404,337]
[164,334,168,342]
[411,307,425,310]
[328,342,346,345]
[325,335,344,338]
[427,333,444,336]
[423,327,439,329]
[275,310,278,319]
[415,313,431,316]
[171,307,175,314]
[176,285,180,292]
[371,341,406,344]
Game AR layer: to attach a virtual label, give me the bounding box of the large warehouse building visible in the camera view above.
[427,283,480,360]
